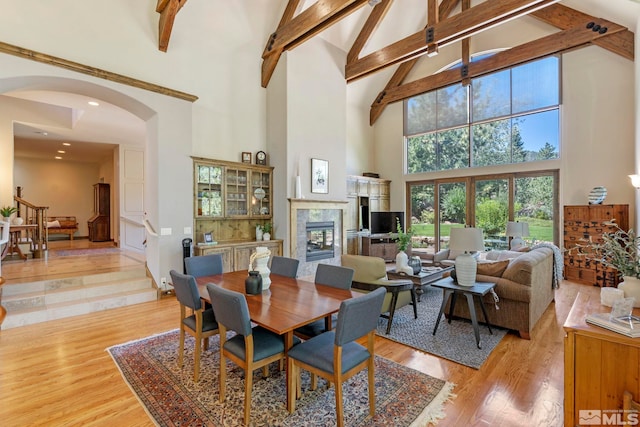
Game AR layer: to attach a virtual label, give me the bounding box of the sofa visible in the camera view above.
[341,254,417,334]
[444,246,555,339]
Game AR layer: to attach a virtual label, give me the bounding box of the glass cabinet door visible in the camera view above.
[225,168,248,216]
[196,164,223,217]
[251,171,271,217]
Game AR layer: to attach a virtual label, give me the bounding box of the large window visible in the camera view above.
[405,56,560,173]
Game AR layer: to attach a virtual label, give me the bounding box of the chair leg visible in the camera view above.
[178,327,185,368]
[194,333,202,382]
[334,378,344,427]
[310,373,317,391]
[219,352,226,403]
[244,364,253,425]
[287,357,297,413]
[368,357,376,417]
[203,336,209,351]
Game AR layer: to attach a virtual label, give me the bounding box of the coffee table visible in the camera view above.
[387,265,454,302]
[432,277,496,349]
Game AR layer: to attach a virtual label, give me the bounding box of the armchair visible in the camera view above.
[340,254,417,334]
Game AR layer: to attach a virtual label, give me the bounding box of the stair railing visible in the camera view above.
[14,196,49,259]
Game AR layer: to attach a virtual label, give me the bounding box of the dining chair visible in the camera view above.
[294,264,355,339]
[184,253,224,277]
[206,283,301,425]
[169,269,219,382]
[287,287,386,427]
[269,255,299,278]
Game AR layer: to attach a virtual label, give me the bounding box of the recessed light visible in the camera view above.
[55,156,62,160]
[57,150,66,154]
[88,101,99,106]
[63,142,71,146]
[36,131,48,136]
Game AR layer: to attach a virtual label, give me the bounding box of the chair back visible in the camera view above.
[334,287,386,346]
[206,283,252,336]
[185,254,224,277]
[170,270,203,311]
[315,264,354,289]
[341,254,387,282]
[269,256,299,278]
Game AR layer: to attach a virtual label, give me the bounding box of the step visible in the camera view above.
[1,267,157,330]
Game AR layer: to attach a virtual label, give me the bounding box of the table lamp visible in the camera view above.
[506,221,529,250]
[449,227,485,287]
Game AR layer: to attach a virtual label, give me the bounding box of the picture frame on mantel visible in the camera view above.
[311,158,328,194]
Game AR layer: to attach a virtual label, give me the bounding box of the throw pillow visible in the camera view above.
[476,260,510,277]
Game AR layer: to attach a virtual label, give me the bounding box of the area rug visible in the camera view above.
[376,285,508,369]
[107,329,455,427]
[49,247,122,257]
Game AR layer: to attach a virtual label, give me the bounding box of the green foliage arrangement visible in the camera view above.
[395,217,412,252]
[261,222,272,234]
[0,206,17,217]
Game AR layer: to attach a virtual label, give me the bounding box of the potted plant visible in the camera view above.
[262,222,272,241]
[395,217,414,274]
[581,220,640,307]
[0,206,17,222]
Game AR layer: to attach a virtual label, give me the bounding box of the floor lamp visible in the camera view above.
[449,227,485,287]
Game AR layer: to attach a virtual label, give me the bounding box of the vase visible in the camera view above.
[256,226,263,241]
[409,256,422,275]
[245,271,263,295]
[251,246,271,290]
[2,217,9,223]
[619,276,640,308]
[263,232,271,241]
[395,251,413,275]
[12,217,23,226]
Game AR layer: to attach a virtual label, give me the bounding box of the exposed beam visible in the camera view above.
[347,0,394,64]
[530,3,634,60]
[369,0,461,125]
[348,0,560,82]
[261,0,369,87]
[157,0,187,52]
[380,19,625,106]
[0,41,198,102]
[261,0,303,88]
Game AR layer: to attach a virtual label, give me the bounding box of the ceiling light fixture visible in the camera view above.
[55,156,62,160]
[57,150,66,154]
[88,101,99,106]
[63,142,71,146]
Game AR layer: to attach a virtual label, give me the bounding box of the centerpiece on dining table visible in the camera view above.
[246,247,271,293]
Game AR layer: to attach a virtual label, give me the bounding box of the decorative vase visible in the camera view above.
[250,246,271,290]
[245,271,263,295]
[395,251,413,275]
[2,217,9,223]
[11,217,23,226]
[256,226,263,241]
[618,276,640,308]
[263,232,271,241]
[409,256,422,275]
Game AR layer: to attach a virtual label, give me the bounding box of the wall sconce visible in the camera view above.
[629,174,640,188]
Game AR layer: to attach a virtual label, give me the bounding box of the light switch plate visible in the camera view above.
[160,227,172,236]
[184,227,192,235]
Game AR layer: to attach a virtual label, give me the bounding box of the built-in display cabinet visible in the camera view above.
[346,175,391,255]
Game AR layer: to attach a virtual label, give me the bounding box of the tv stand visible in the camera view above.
[361,235,399,262]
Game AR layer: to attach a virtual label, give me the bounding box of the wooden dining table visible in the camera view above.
[195,269,360,411]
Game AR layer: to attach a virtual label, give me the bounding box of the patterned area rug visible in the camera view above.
[376,285,508,369]
[108,330,455,427]
[49,248,122,257]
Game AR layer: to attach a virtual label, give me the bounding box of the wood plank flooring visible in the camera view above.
[0,244,592,426]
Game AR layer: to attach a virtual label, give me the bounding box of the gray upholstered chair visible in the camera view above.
[294,263,354,339]
[206,283,300,425]
[169,270,219,382]
[184,253,223,277]
[286,287,386,427]
[269,256,299,278]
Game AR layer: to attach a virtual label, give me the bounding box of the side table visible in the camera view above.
[432,277,496,349]
[387,266,454,302]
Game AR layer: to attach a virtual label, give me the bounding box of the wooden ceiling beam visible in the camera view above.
[261,0,369,87]
[530,3,634,60]
[369,0,461,125]
[261,0,303,88]
[347,0,394,64]
[348,0,560,82]
[379,19,625,107]
[157,0,187,52]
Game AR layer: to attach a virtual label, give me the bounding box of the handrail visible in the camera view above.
[13,195,48,258]
[14,196,49,211]
[121,216,159,237]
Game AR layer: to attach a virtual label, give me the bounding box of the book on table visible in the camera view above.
[585,312,640,338]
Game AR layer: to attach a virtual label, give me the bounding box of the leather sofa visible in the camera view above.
[444,247,555,339]
[341,254,417,334]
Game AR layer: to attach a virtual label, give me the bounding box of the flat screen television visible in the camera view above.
[370,211,404,235]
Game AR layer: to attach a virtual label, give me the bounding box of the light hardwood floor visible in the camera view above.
[0,244,592,426]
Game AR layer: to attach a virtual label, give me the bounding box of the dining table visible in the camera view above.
[195,269,361,411]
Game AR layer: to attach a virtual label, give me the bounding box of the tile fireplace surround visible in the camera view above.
[288,198,348,278]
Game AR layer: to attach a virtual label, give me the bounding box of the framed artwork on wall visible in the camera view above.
[241,152,251,163]
[311,158,328,194]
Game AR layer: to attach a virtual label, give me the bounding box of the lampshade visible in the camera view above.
[449,227,485,287]
[506,221,529,250]
[630,174,640,188]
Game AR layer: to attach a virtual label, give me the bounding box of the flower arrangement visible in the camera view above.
[395,217,412,252]
[575,220,640,279]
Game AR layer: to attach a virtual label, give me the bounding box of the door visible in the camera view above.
[120,146,145,253]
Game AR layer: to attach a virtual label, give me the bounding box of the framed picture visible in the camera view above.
[204,232,214,243]
[241,152,252,163]
[311,158,329,194]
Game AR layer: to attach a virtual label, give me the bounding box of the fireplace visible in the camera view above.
[306,221,334,262]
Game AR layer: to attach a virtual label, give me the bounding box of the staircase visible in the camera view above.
[1,266,157,329]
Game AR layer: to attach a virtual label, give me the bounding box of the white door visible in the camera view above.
[120,146,145,253]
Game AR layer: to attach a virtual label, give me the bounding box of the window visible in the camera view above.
[404,56,560,173]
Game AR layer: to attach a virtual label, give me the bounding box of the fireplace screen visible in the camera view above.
[306,221,334,262]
